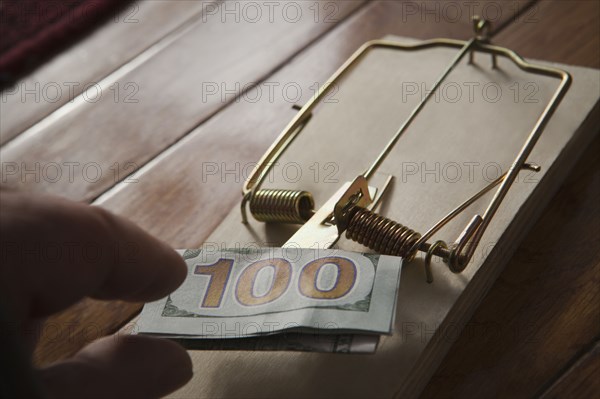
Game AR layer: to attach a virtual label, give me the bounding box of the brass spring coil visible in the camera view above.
[249,189,315,224]
[346,207,422,260]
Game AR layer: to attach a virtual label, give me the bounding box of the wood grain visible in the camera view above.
[30,0,536,366]
[495,0,600,69]
[421,1,600,397]
[0,0,366,203]
[421,131,600,398]
[540,341,600,399]
[0,0,211,145]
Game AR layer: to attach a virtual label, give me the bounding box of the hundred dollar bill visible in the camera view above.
[137,248,402,352]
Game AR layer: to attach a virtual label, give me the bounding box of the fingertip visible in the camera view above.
[125,243,188,302]
[89,205,188,302]
[2,192,190,317]
[158,243,188,291]
[158,335,194,386]
[116,335,194,392]
[40,335,193,398]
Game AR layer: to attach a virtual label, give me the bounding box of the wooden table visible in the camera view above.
[2,1,598,397]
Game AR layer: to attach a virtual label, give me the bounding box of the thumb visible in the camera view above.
[38,335,193,399]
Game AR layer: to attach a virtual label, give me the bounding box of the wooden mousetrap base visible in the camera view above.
[166,36,599,398]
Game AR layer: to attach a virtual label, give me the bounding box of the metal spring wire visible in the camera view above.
[249,189,315,224]
[345,207,424,261]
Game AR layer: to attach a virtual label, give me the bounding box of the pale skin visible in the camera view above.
[0,190,194,398]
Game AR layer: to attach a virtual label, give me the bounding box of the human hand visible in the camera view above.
[0,190,193,398]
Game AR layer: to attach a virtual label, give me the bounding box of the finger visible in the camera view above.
[0,191,187,319]
[38,335,193,399]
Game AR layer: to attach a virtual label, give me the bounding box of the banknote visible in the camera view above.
[137,248,402,352]
[166,332,380,354]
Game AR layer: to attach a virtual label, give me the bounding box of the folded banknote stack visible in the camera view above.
[137,248,403,353]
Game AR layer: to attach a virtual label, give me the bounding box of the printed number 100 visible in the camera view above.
[194,257,357,308]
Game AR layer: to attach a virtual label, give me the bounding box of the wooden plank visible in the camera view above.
[0,0,366,203]
[0,0,211,145]
[421,2,600,397]
[422,135,600,398]
[539,341,600,399]
[495,0,600,68]
[31,0,536,366]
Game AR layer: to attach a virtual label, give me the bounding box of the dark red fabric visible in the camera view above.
[0,0,133,89]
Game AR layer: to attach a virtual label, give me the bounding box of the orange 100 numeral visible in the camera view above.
[194,259,234,308]
[298,257,356,299]
[235,258,292,306]
[193,256,357,308]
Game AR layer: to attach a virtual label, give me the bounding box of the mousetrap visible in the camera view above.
[169,17,600,399]
[241,17,568,283]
